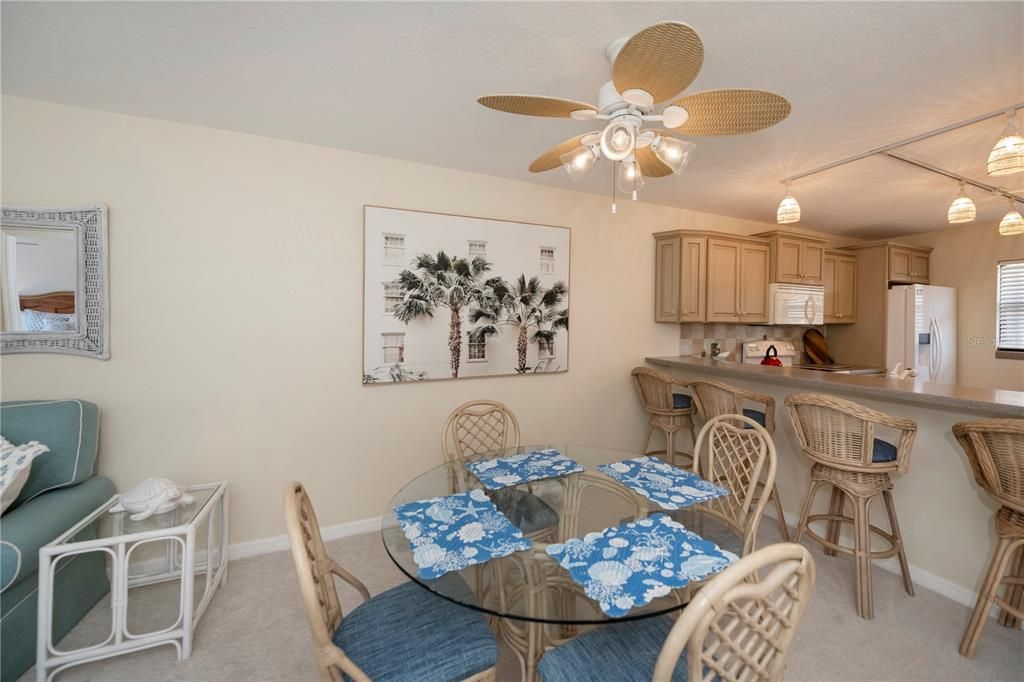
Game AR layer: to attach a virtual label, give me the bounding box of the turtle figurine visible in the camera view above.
[109,478,195,521]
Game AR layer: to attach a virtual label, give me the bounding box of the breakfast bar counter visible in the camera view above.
[645,355,1023,417]
[644,354,1022,615]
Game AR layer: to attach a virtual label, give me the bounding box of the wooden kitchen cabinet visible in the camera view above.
[653,230,770,324]
[653,233,706,322]
[755,231,826,285]
[706,238,741,322]
[823,250,857,324]
[889,245,930,284]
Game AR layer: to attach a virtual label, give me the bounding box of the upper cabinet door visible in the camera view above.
[889,247,913,283]
[836,256,857,320]
[910,252,930,283]
[823,253,838,322]
[706,238,741,322]
[654,235,682,322]
[800,242,825,284]
[679,236,707,322]
[739,243,770,323]
[774,237,804,284]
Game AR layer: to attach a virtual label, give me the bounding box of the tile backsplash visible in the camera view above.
[679,323,815,362]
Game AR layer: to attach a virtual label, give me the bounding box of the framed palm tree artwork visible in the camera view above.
[363,206,570,384]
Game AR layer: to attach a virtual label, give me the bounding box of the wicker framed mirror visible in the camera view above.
[1,205,109,359]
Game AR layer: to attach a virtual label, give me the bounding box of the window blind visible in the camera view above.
[997,260,1024,351]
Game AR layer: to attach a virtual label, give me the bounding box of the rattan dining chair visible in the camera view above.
[689,414,778,558]
[537,542,817,682]
[786,393,917,619]
[688,378,790,541]
[952,419,1024,658]
[283,482,498,682]
[499,471,650,682]
[440,400,558,540]
[632,367,697,468]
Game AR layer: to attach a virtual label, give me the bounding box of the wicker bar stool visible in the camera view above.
[953,419,1024,658]
[786,393,917,619]
[631,367,697,467]
[688,378,790,541]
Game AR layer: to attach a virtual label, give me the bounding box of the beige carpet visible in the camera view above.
[21,521,1023,682]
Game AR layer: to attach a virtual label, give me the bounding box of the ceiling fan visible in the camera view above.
[478,21,791,211]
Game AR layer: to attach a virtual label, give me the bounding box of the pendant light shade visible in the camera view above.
[947,183,976,224]
[999,199,1024,236]
[616,159,645,197]
[777,185,800,224]
[988,115,1024,176]
[650,136,696,175]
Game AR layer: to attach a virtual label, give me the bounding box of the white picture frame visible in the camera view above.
[363,206,570,384]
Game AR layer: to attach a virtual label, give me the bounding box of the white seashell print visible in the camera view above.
[469,489,488,502]
[426,504,453,523]
[602,547,618,559]
[493,475,520,486]
[587,561,633,586]
[474,460,498,472]
[609,538,629,548]
[462,547,478,558]
[631,546,668,562]
[677,554,728,577]
[643,582,671,601]
[413,543,446,568]
[457,522,485,543]
[405,523,422,540]
[613,595,635,611]
[609,462,630,473]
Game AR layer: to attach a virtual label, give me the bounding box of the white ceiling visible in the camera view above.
[3,1,1022,238]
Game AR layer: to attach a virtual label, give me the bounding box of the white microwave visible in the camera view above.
[768,283,824,325]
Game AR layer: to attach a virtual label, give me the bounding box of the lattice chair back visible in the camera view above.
[953,419,1024,514]
[560,470,648,542]
[785,393,916,474]
[694,415,776,556]
[690,379,745,421]
[441,399,521,463]
[631,367,679,416]
[653,543,816,682]
[284,482,372,681]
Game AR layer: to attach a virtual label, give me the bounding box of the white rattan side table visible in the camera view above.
[36,481,229,682]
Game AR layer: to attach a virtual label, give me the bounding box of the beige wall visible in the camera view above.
[1,96,794,544]
[905,222,1024,391]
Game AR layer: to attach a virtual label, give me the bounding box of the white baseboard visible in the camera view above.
[763,507,1017,625]
[228,515,383,561]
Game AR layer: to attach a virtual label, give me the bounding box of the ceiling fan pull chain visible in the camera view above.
[611,161,618,214]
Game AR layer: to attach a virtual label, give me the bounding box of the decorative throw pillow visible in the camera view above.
[0,436,50,513]
[20,308,77,332]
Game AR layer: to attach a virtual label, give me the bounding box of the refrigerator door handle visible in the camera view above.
[929,317,941,380]
[803,296,811,323]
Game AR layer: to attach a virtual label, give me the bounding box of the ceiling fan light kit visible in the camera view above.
[477,21,791,212]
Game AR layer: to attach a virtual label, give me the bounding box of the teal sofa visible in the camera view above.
[0,400,116,682]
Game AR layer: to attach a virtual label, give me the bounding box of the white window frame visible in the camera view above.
[381,332,405,364]
[539,246,556,274]
[467,335,487,363]
[468,240,487,258]
[996,259,1024,359]
[383,281,403,315]
[383,233,405,266]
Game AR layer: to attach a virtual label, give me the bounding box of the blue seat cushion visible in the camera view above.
[488,488,558,535]
[538,615,688,682]
[672,393,692,409]
[333,576,497,681]
[872,438,898,463]
[742,408,767,428]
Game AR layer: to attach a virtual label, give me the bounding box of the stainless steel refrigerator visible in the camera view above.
[886,284,957,384]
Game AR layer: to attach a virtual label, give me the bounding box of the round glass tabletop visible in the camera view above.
[381,444,741,625]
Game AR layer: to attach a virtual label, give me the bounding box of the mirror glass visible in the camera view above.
[0,225,79,334]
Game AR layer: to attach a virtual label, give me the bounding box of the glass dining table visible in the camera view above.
[381,444,742,681]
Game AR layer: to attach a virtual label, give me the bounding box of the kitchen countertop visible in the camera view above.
[645,355,1024,417]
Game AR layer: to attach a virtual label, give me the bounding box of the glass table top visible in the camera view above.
[381,445,741,625]
[55,483,221,545]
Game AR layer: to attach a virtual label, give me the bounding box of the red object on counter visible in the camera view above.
[760,345,784,367]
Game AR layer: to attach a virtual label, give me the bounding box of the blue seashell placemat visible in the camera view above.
[465,448,583,490]
[545,513,737,617]
[394,489,532,580]
[598,456,730,510]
